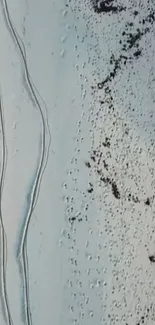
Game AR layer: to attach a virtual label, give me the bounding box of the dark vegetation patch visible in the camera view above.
[92,0,126,14]
[145,198,150,206]
[85,149,152,205]
[85,161,91,168]
[102,137,111,148]
[111,181,121,199]
[96,6,155,88]
[149,255,155,263]
[100,175,121,199]
[98,55,128,89]
[87,182,94,193]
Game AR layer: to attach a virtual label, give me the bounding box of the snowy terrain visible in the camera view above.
[0,0,155,325]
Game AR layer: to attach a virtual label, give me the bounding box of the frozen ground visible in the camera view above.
[0,0,155,325]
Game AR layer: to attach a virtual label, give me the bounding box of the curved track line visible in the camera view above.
[1,1,51,325]
[0,89,13,325]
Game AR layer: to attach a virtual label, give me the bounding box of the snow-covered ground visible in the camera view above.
[0,0,155,325]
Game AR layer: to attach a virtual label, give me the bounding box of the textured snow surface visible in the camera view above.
[0,0,155,325]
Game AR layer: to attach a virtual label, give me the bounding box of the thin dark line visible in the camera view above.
[1,1,51,325]
[0,90,13,325]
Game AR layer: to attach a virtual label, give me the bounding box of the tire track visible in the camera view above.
[1,1,51,325]
[0,90,13,325]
